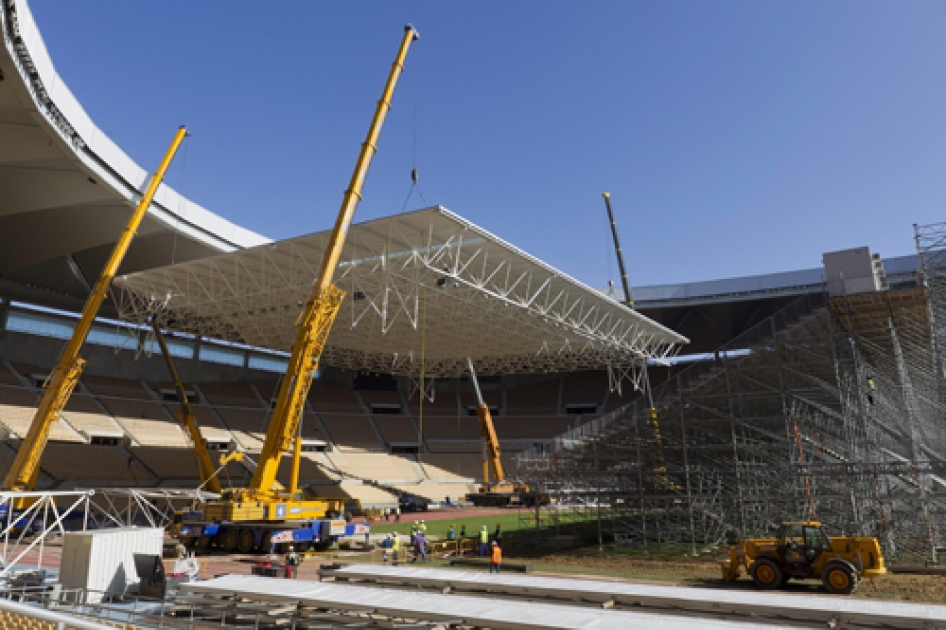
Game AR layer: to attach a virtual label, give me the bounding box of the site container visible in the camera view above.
[60,527,164,603]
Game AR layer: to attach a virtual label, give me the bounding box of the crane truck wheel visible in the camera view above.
[237,529,255,554]
[221,529,239,552]
[822,561,858,595]
[750,557,783,590]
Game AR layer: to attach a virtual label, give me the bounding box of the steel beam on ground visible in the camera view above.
[321,564,946,629]
[181,574,805,629]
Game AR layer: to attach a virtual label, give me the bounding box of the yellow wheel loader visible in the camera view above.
[720,521,886,595]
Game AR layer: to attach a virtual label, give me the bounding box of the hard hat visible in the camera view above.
[482,525,487,530]
[492,541,498,546]
[414,520,418,524]
[288,545,294,550]
[451,524,455,527]
[421,519,425,523]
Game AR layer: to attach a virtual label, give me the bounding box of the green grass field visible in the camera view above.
[369,513,522,538]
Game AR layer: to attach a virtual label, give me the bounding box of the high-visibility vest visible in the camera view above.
[392,537,400,551]
[479,530,488,544]
[491,546,502,563]
[419,523,427,533]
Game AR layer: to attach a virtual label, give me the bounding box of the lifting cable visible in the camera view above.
[417,285,427,463]
[400,42,428,213]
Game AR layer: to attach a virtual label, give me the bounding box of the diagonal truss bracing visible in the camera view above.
[113,206,686,377]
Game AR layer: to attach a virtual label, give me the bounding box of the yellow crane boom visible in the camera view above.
[2,127,188,492]
[239,25,419,501]
[149,320,222,494]
[467,358,505,484]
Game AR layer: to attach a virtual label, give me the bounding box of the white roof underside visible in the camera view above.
[115,207,687,377]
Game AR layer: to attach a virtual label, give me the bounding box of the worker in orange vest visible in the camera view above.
[489,541,502,574]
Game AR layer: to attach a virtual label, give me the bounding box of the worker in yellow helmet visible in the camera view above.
[479,526,489,556]
[391,531,401,566]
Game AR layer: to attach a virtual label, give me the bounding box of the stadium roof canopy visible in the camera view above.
[114,207,688,378]
[0,0,267,312]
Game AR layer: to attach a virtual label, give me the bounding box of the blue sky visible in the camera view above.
[30,1,946,288]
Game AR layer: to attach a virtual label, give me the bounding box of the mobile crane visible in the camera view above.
[176,25,418,554]
[1,127,188,503]
[148,319,225,495]
[465,359,544,507]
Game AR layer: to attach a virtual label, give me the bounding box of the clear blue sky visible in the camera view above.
[30,1,946,288]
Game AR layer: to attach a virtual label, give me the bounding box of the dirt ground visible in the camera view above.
[529,548,946,603]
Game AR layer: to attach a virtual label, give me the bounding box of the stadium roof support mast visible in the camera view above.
[243,25,419,499]
[1,127,188,494]
[603,192,633,308]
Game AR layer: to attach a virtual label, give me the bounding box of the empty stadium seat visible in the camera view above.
[101,399,187,447]
[41,444,145,486]
[418,415,482,440]
[133,446,247,485]
[319,413,382,451]
[326,452,421,482]
[407,389,460,416]
[493,415,575,440]
[357,389,402,407]
[372,416,417,444]
[61,394,124,438]
[0,362,21,386]
[199,381,263,407]
[309,385,363,413]
[214,408,270,450]
[392,481,476,503]
[0,386,82,442]
[458,389,502,414]
[81,374,151,399]
[505,379,560,415]
[562,370,608,411]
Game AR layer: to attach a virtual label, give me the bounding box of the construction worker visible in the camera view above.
[413,527,427,563]
[447,524,456,541]
[285,545,300,579]
[479,526,489,556]
[490,541,502,574]
[419,519,427,534]
[391,532,400,566]
[494,523,503,548]
[382,534,392,564]
[460,524,467,539]
[866,375,877,405]
[395,506,401,522]
[411,520,419,546]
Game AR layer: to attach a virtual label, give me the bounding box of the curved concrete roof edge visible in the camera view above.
[4,0,271,252]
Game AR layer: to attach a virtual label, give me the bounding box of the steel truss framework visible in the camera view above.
[0,488,213,578]
[518,271,946,564]
[113,207,686,379]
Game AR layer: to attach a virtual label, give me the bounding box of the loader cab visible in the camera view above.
[777,523,831,569]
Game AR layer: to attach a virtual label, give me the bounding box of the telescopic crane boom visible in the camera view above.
[233,25,419,503]
[467,358,505,485]
[2,127,188,493]
[149,320,222,494]
[602,192,633,308]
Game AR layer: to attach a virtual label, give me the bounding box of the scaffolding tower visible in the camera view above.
[517,227,946,564]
